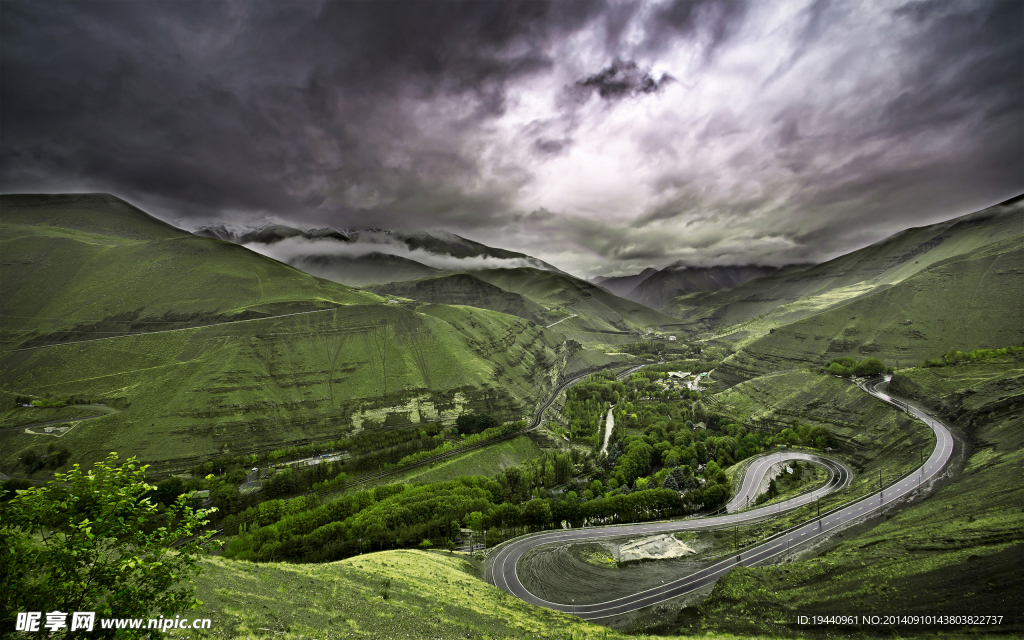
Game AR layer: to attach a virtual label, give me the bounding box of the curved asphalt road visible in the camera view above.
[486,376,955,620]
[724,451,851,514]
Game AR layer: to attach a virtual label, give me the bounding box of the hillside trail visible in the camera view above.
[0,404,120,433]
[600,405,615,455]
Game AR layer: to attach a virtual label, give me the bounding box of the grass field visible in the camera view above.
[192,550,759,640]
[0,301,570,475]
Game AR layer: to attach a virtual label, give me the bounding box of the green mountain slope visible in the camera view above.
[470,267,681,342]
[628,263,786,310]
[291,252,448,287]
[0,301,567,473]
[368,273,545,324]
[667,195,1023,339]
[714,234,1024,385]
[0,194,382,347]
[0,195,583,473]
[592,267,658,297]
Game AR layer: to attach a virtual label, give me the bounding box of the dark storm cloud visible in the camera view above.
[1,0,1021,278]
[575,59,674,100]
[643,0,749,57]
[0,0,605,227]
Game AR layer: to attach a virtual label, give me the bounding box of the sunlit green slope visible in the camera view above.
[714,233,1024,385]
[194,550,746,640]
[0,194,382,346]
[667,194,1023,343]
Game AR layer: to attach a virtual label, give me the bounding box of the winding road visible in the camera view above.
[486,376,955,620]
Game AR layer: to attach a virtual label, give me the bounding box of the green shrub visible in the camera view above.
[853,358,886,377]
[828,362,853,377]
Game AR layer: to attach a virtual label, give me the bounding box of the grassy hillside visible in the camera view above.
[666,195,1023,342]
[470,267,680,343]
[0,194,382,346]
[0,300,570,474]
[377,435,546,486]
[628,264,785,311]
[714,234,1024,385]
[369,274,546,325]
[194,550,737,640]
[666,357,1024,637]
[291,252,447,287]
[0,195,589,475]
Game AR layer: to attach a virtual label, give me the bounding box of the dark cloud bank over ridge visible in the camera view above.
[2,0,1021,278]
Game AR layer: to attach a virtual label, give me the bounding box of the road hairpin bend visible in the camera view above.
[486,376,954,620]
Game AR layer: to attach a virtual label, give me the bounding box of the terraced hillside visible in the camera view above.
[0,194,598,474]
[714,233,1024,385]
[665,195,1023,343]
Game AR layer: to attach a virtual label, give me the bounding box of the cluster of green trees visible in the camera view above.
[826,356,887,377]
[617,341,691,357]
[188,423,449,478]
[561,367,717,446]
[13,394,102,407]
[151,459,349,520]
[221,474,694,564]
[921,345,1023,368]
[215,376,839,564]
[511,450,577,493]
[397,419,524,466]
[455,412,500,434]
[16,443,72,473]
[562,370,622,444]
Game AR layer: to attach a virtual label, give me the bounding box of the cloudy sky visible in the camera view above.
[2,0,1021,278]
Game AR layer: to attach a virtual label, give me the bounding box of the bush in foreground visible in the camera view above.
[1,453,221,629]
